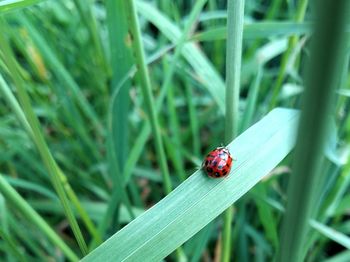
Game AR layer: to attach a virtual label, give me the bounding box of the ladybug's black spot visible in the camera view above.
[206,167,213,173]
[218,165,223,170]
[215,172,221,177]
[222,171,227,176]
[212,160,217,167]
[205,160,209,166]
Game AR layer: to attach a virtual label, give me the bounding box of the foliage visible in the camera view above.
[0,0,349,261]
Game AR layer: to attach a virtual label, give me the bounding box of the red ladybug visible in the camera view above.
[203,147,233,178]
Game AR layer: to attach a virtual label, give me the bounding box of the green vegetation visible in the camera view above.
[0,0,349,261]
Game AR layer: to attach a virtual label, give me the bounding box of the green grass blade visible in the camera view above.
[310,220,350,250]
[225,0,245,140]
[125,0,172,193]
[184,80,201,157]
[122,0,208,185]
[72,0,107,73]
[277,1,350,261]
[0,175,79,262]
[0,194,27,262]
[240,65,263,132]
[192,22,312,42]
[0,0,46,12]
[0,228,27,262]
[136,0,226,113]
[0,73,31,133]
[106,0,133,174]
[222,0,245,261]
[269,0,309,109]
[82,108,299,261]
[95,0,135,242]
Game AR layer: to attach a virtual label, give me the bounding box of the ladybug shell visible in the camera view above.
[203,147,233,178]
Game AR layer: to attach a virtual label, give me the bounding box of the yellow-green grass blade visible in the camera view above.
[269,0,309,109]
[82,108,299,261]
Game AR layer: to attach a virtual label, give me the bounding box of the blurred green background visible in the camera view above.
[0,0,349,261]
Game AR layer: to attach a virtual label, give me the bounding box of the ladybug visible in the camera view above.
[202,147,233,178]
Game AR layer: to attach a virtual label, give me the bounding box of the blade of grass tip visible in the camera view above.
[223,0,245,261]
[0,175,79,262]
[269,0,309,109]
[161,0,208,182]
[81,108,300,262]
[1,68,101,245]
[124,0,172,193]
[0,20,88,255]
[0,0,46,13]
[276,1,350,261]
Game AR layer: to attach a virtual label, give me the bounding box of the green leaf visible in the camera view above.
[82,108,299,261]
